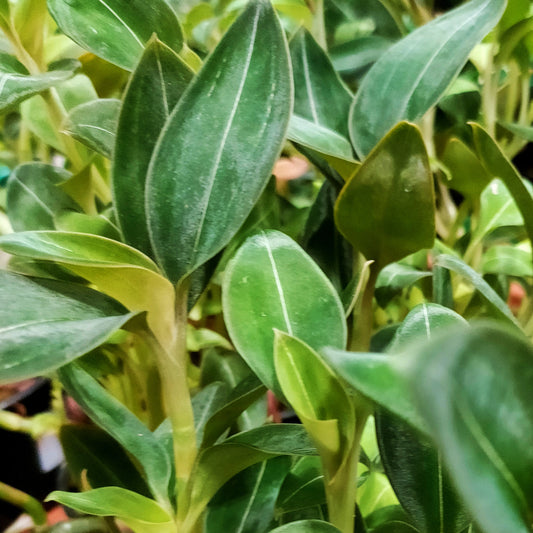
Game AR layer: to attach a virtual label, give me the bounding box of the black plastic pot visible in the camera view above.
[0,378,61,530]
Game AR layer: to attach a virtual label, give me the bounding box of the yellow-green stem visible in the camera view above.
[350,264,379,352]
[0,481,46,526]
[482,42,498,136]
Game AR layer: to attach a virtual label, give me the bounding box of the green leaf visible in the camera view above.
[223,230,347,398]
[287,115,355,161]
[481,245,533,277]
[349,0,506,157]
[205,457,291,533]
[0,54,77,113]
[58,363,171,508]
[6,163,81,232]
[63,98,120,158]
[0,231,175,345]
[433,254,521,330]
[335,122,435,270]
[274,331,355,475]
[54,212,122,241]
[47,0,183,71]
[441,138,491,198]
[60,425,150,496]
[113,38,193,257]
[186,424,316,529]
[269,520,341,532]
[376,411,469,533]
[47,488,174,533]
[0,271,134,384]
[471,123,533,249]
[375,263,432,307]
[289,27,352,139]
[499,121,533,142]
[146,0,292,283]
[410,324,533,533]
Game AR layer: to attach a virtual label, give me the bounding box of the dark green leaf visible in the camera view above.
[375,263,432,307]
[269,520,341,532]
[223,230,347,398]
[47,0,183,71]
[481,245,533,277]
[410,324,533,533]
[350,0,506,156]
[6,163,80,232]
[289,27,352,139]
[113,38,193,257]
[206,457,291,533]
[58,363,171,508]
[63,98,120,158]
[0,54,77,113]
[60,425,150,496]
[335,122,435,270]
[0,271,133,384]
[146,0,291,283]
[192,381,230,446]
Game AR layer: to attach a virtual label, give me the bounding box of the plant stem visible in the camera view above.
[482,41,498,136]
[350,264,379,352]
[0,481,47,526]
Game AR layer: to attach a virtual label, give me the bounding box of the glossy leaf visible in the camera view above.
[335,122,435,270]
[274,331,355,475]
[410,324,533,533]
[0,231,175,345]
[0,271,134,384]
[192,381,230,446]
[58,363,171,507]
[375,263,432,307]
[63,98,120,158]
[113,38,193,257]
[60,425,150,496]
[0,55,77,113]
[277,456,325,513]
[47,488,174,533]
[349,0,506,157]
[223,230,347,398]
[471,123,533,248]
[433,254,520,330]
[289,27,352,139]
[47,0,183,71]
[6,163,80,232]
[270,520,341,532]
[146,0,292,283]
[376,412,469,533]
[205,457,290,533]
[441,138,491,198]
[54,212,122,241]
[481,245,533,276]
[185,424,316,529]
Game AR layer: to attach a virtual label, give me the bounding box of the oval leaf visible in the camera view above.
[47,0,183,71]
[270,520,341,532]
[113,38,193,257]
[146,0,292,283]
[335,122,435,270]
[223,230,347,398]
[350,0,506,157]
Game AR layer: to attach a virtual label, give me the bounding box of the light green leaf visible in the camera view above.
[499,121,533,142]
[185,424,317,530]
[287,115,355,161]
[113,38,193,257]
[47,0,183,71]
[6,163,80,232]
[375,263,432,307]
[289,27,352,139]
[270,520,341,532]
[192,381,230,446]
[63,98,120,158]
[223,230,347,398]
[274,331,355,475]
[54,211,122,241]
[146,0,292,283]
[471,123,533,249]
[434,254,521,330]
[47,488,174,533]
[335,122,435,270]
[205,457,291,533]
[350,0,506,157]
[58,363,171,508]
[410,323,533,533]
[0,54,77,113]
[481,245,533,277]
[0,231,175,345]
[0,270,133,384]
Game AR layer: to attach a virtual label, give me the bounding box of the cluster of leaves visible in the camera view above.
[1,0,533,532]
